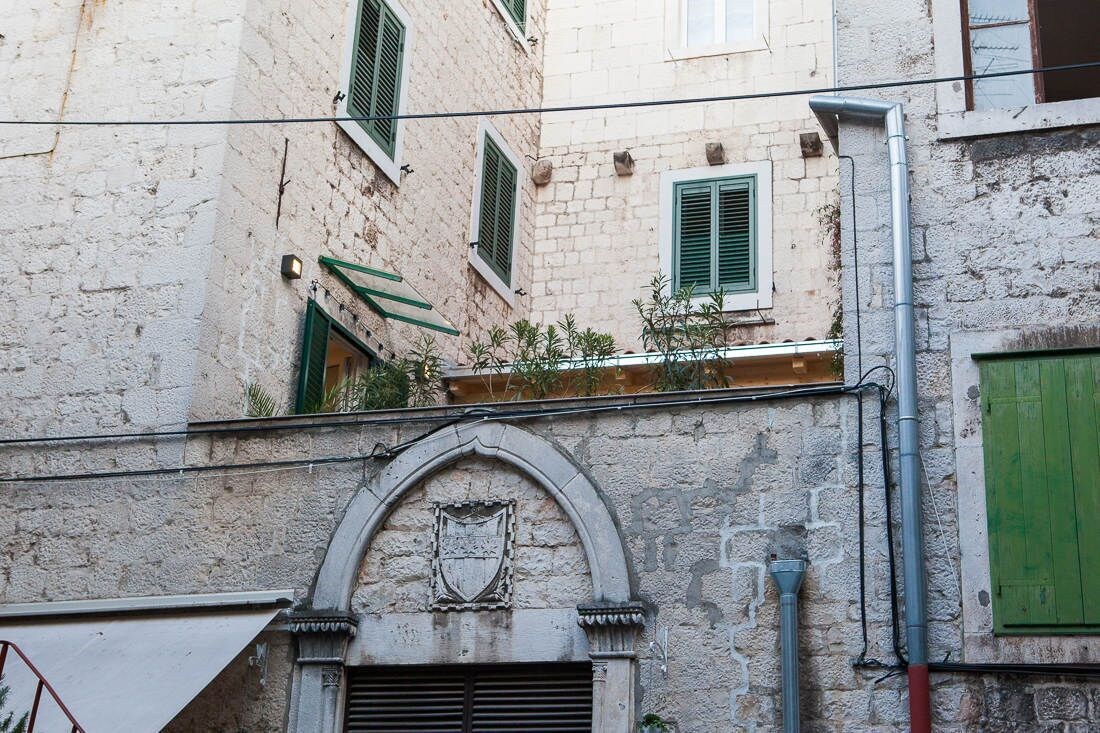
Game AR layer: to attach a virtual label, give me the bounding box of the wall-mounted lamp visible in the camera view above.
[281,254,303,279]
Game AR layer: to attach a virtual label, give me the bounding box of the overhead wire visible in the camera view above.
[0,62,1097,127]
[0,384,859,483]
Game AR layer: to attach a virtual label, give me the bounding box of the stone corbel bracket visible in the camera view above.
[577,602,646,659]
[290,610,359,664]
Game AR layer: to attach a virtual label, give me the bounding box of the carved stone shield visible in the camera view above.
[431,501,515,611]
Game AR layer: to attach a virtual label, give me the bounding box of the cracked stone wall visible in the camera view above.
[2,394,906,732]
[832,0,1100,730]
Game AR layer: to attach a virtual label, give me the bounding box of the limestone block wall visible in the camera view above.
[832,0,1100,729]
[189,0,547,420]
[2,395,913,732]
[353,457,590,616]
[529,0,839,350]
[0,0,244,435]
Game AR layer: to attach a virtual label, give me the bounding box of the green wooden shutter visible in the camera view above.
[295,300,332,413]
[717,178,755,291]
[674,175,757,294]
[980,352,1100,632]
[504,0,526,32]
[674,183,713,291]
[476,135,516,286]
[347,0,405,158]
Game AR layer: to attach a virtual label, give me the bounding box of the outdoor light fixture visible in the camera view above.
[281,254,303,279]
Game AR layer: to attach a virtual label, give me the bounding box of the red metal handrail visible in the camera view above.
[0,640,85,733]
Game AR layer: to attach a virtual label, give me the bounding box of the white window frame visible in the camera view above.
[468,119,522,308]
[335,0,415,185]
[489,0,533,54]
[931,0,1100,139]
[658,161,773,312]
[664,0,769,61]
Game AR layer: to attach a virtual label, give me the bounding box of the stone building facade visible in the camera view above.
[3,0,1097,732]
[530,0,838,348]
[825,0,1100,729]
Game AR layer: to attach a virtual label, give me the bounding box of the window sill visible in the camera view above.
[686,291,772,312]
[489,0,532,55]
[937,97,1100,140]
[469,252,516,308]
[336,119,403,186]
[663,39,768,61]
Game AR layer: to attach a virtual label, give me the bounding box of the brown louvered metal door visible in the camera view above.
[345,662,592,732]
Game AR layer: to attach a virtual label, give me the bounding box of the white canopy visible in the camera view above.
[0,591,291,733]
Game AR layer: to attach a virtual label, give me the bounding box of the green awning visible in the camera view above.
[319,256,460,336]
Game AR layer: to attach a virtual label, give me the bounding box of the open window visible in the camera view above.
[468,120,522,306]
[295,299,379,413]
[336,0,413,184]
[962,0,1100,111]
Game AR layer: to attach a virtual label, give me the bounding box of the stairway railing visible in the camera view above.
[0,640,84,733]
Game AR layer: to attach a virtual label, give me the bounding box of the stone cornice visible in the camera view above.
[577,602,646,659]
[289,611,359,638]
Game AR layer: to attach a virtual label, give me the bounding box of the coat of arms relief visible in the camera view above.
[430,500,516,611]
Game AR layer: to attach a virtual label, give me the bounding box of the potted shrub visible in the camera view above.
[639,713,669,733]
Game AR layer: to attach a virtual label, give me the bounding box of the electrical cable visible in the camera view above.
[1,62,1098,127]
[879,384,909,667]
[0,383,856,483]
[929,661,1100,679]
[0,382,847,447]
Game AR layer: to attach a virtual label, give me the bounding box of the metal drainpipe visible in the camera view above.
[769,560,807,733]
[807,95,930,733]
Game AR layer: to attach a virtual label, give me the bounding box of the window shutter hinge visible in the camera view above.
[332,90,346,106]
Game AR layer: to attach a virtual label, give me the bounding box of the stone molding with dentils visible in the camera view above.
[309,421,634,611]
[289,610,358,664]
[577,602,646,659]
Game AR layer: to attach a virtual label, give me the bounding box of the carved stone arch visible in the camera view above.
[288,421,642,733]
[312,420,633,609]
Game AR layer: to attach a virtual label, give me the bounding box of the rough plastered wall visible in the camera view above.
[0,0,244,435]
[352,457,590,616]
[189,0,547,421]
[833,0,1100,729]
[3,393,921,731]
[528,0,839,350]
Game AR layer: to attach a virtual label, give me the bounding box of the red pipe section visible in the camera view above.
[908,664,931,733]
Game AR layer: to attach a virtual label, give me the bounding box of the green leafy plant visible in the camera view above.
[633,274,736,392]
[467,316,618,401]
[468,320,565,400]
[817,199,844,376]
[639,713,669,732]
[559,313,619,396]
[402,334,445,407]
[0,675,28,733]
[467,325,511,401]
[244,382,279,418]
[509,319,567,400]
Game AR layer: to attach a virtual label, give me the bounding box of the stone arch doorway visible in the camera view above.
[287,422,644,733]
